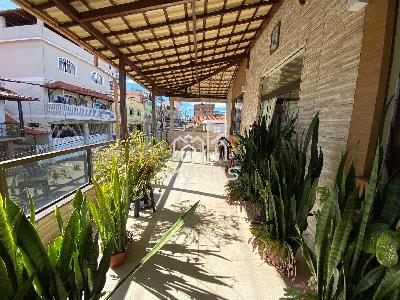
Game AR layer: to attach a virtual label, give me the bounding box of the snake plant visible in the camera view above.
[286,145,400,299]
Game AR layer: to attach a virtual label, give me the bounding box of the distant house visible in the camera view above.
[0,86,48,158]
[0,9,117,153]
[194,103,215,116]
[193,115,225,133]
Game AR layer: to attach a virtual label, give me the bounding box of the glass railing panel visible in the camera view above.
[5,150,89,213]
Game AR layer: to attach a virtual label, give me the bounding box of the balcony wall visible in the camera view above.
[47,103,115,122]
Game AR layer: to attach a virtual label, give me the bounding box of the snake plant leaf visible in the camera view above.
[19,248,45,298]
[315,191,336,296]
[352,266,385,298]
[0,257,14,299]
[4,197,51,292]
[54,206,64,235]
[326,190,357,284]
[350,145,380,278]
[105,200,200,300]
[58,211,79,283]
[0,195,17,269]
[89,242,112,300]
[376,233,398,267]
[373,266,400,300]
[362,223,390,254]
[73,189,84,210]
[11,271,36,300]
[73,252,83,294]
[28,195,35,226]
[380,175,400,227]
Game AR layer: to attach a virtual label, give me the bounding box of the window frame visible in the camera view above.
[91,71,104,85]
[57,57,77,76]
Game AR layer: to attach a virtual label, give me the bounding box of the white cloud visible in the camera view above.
[127,78,137,84]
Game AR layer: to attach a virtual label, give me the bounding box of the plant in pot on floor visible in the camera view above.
[89,154,135,268]
[226,109,297,222]
[250,113,323,277]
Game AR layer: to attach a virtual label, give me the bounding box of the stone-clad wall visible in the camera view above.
[241,0,365,188]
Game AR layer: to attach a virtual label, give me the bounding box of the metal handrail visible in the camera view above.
[0,141,113,204]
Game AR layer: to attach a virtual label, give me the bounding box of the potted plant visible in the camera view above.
[89,155,132,268]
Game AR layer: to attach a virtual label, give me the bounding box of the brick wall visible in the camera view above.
[241,0,365,188]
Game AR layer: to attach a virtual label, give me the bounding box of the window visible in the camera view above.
[137,110,141,116]
[129,109,134,116]
[260,49,304,124]
[58,57,77,76]
[91,72,104,85]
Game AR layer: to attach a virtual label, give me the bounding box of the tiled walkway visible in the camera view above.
[103,160,299,299]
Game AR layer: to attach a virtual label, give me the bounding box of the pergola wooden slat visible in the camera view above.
[13,0,278,136]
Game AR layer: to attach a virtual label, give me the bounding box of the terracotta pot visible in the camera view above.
[110,251,126,268]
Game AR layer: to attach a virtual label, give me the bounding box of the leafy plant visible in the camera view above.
[89,155,132,255]
[286,146,400,299]
[227,110,297,208]
[0,191,111,299]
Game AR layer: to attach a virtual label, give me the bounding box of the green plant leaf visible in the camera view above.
[0,257,14,299]
[362,223,390,254]
[352,266,385,298]
[28,195,35,226]
[373,266,400,300]
[104,200,200,299]
[350,145,380,277]
[376,233,398,267]
[54,206,64,235]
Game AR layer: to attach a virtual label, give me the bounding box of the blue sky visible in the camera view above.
[0,0,18,10]
[0,0,226,117]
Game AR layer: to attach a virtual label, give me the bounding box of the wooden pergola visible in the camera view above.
[13,0,279,138]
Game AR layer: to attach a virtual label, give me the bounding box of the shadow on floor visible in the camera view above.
[107,161,241,299]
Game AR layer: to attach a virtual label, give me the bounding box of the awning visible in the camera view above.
[12,1,279,99]
[44,81,113,102]
[5,113,48,135]
[0,86,38,102]
[193,114,224,125]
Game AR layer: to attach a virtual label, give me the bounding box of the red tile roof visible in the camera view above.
[4,113,48,135]
[44,81,113,102]
[0,86,38,101]
[193,114,225,126]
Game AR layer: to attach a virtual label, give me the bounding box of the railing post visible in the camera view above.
[0,167,9,200]
[86,148,93,184]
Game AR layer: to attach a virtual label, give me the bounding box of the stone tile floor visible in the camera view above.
[103,159,309,299]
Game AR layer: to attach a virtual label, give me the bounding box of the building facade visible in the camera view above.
[126,90,145,132]
[0,9,116,152]
[194,103,215,116]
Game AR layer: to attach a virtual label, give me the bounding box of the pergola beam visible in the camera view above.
[165,93,227,100]
[142,54,245,75]
[97,27,258,53]
[135,44,248,65]
[81,8,266,43]
[178,61,239,90]
[124,36,253,59]
[63,1,273,28]
[79,0,191,23]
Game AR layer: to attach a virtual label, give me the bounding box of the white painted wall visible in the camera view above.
[0,100,5,123]
[0,22,116,134]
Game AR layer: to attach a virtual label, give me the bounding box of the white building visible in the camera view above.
[0,9,117,152]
